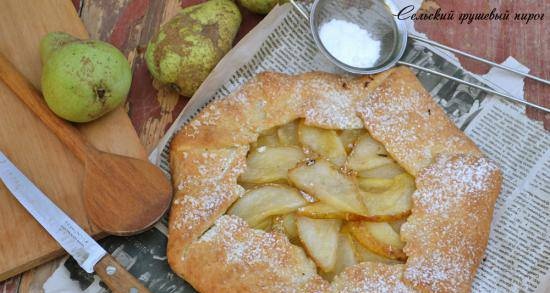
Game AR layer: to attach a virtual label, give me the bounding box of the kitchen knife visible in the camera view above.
[0,151,150,293]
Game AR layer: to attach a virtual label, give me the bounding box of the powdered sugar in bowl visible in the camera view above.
[290,0,550,112]
[309,0,407,74]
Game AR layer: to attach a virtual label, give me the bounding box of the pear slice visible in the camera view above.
[239,146,305,184]
[338,129,365,153]
[288,160,367,215]
[297,202,349,220]
[360,174,415,221]
[271,213,299,241]
[296,217,341,272]
[297,202,367,221]
[357,177,395,192]
[228,185,307,227]
[239,179,289,191]
[349,234,402,264]
[346,134,394,171]
[254,134,279,148]
[321,232,360,281]
[298,122,347,166]
[253,217,273,231]
[389,219,407,234]
[333,233,359,274]
[357,162,405,179]
[347,221,407,261]
[251,127,280,149]
[277,120,300,146]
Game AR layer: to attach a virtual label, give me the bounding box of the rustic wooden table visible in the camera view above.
[1,0,548,291]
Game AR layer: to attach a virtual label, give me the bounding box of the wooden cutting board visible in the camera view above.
[0,0,148,280]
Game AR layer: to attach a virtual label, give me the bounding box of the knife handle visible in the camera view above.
[94,254,151,293]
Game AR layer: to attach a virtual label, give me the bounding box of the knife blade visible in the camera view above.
[0,151,150,293]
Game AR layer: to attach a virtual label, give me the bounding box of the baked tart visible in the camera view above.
[168,67,502,293]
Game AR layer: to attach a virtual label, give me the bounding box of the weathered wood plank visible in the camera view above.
[0,277,20,293]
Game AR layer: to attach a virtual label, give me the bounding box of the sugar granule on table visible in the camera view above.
[319,19,381,68]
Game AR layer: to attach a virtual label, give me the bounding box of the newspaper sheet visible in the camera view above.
[44,3,549,293]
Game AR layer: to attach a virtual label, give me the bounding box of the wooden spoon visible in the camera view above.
[0,53,172,236]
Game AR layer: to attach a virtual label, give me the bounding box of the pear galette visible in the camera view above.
[168,67,502,293]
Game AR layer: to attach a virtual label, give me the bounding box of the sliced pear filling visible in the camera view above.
[277,120,300,146]
[358,162,405,178]
[346,134,394,171]
[346,221,407,261]
[296,217,341,272]
[239,146,305,184]
[338,129,365,153]
[251,127,279,149]
[271,213,299,241]
[298,122,347,166]
[332,233,358,276]
[297,202,362,221]
[288,160,367,215]
[358,177,395,192]
[360,174,414,221]
[349,232,401,264]
[227,185,307,227]
[228,119,416,279]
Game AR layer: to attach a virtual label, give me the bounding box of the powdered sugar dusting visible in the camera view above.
[415,154,499,214]
[357,70,480,176]
[202,216,290,266]
[302,78,363,129]
[401,154,500,292]
[357,84,426,172]
[403,228,477,292]
[332,263,414,293]
[174,193,228,231]
[195,215,325,291]
[172,147,247,232]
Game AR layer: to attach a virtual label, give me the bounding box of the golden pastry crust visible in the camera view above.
[331,263,414,293]
[168,67,502,293]
[168,146,248,273]
[400,153,501,293]
[356,68,481,176]
[180,215,330,293]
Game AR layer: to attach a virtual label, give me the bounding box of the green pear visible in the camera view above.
[239,0,285,14]
[145,0,241,96]
[41,39,132,122]
[39,32,79,64]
